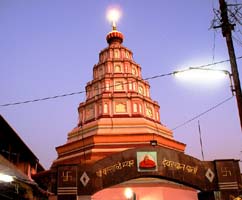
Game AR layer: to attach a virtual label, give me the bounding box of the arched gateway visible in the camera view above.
[43,15,242,200]
[54,146,241,200]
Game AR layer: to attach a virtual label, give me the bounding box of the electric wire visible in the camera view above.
[0,91,85,107]
[198,120,205,161]
[228,8,242,25]
[1,56,242,107]
[171,95,234,131]
[233,35,242,46]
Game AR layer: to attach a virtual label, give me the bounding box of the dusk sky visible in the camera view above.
[1,0,241,170]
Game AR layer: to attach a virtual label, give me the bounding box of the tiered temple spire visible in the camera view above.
[53,25,185,166]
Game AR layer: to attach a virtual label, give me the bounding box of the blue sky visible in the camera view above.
[0,0,241,169]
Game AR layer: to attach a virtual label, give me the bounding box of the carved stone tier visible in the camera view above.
[54,118,185,166]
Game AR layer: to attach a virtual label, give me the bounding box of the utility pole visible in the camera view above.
[218,0,242,130]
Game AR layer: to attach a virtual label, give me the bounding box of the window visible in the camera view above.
[139,104,142,113]
[86,106,94,120]
[115,102,127,113]
[133,103,138,112]
[86,87,91,98]
[132,67,137,75]
[114,50,119,58]
[133,82,136,91]
[126,51,129,58]
[93,85,98,96]
[115,81,124,90]
[115,65,121,72]
[98,104,102,114]
[146,107,153,118]
[104,103,108,113]
[99,67,103,76]
[105,82,110,91]
[138,85,144,95]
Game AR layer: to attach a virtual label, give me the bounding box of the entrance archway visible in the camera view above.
[56,146,241,200]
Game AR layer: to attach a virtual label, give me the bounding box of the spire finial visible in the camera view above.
[106,7,121,31]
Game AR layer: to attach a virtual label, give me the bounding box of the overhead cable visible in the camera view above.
[171,96,234,131]
[0,56,241,107]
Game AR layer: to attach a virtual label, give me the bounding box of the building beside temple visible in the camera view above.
[0,115,49,199]
[44,24,241,200]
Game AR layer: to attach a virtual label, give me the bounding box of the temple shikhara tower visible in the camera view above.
[53,25,185,167]
[46,14,241,200]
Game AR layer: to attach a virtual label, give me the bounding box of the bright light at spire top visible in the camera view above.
[106,7,122,30]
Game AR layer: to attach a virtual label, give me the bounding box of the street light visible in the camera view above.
[124,188,136,200]
[0,173,14,182]
[173,67,242,129]
[173,67,234,95]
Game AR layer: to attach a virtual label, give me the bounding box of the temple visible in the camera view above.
[52,25,185,168]
[44,18,242,200]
